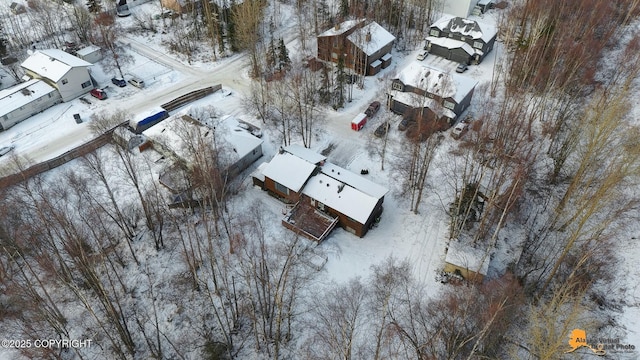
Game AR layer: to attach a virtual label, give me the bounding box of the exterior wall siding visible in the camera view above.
[264,177,300,203]
[56,67,92,102]
[0,91,62,130]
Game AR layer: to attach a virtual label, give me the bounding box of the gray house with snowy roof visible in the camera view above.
[0,79,62,131]
[21,49,93,102]
[388,64,478,124]
[318,19,395,76]
[425,15,497,65]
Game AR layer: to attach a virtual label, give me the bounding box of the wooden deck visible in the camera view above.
[282,201,338,242]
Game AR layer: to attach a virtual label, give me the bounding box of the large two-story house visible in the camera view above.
[317,19,395,76]
[425,15,497,65]
[388,64,478,125]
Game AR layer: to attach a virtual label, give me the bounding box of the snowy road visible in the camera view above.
[7,38,255,165]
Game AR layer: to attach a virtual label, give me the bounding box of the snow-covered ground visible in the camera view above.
[1,2,639,358]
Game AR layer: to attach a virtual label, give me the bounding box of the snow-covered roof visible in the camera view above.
[431,15,497,43]
[21,49,92,82]
[390,91,457,119]
[320,162,388,199]
[381,53,392,61]
[445,240,490,276]
[395,63,478,102]
[426,36,477,56]
[0,79,57,117]
[318,19,365,37]
[262,152,317,192]
[251,162,268,182]
[76,45,101,57]
[222,115,264,160]
[347,21,395,56]
[351,113,367,124]
[143,114,262,166]
[302,172,380,224]
[283,144,327,165]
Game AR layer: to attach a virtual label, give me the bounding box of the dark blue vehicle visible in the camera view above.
[111,77,126,87]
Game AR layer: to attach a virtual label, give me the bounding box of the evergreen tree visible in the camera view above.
[266,37,277,70]
[226,0,238,51]
[86,0,102,14]
[334,57,346,109]
[0,22,7,58]
[339,0,349,18]
[277,38,290,70]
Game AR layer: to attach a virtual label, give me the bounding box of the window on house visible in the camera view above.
[332,52,338,59]
[62,79,68,85]
[448,33,454,38]
[333,38,338,48]
[443,101,455,110]
[392,82,403,91]
[81,81,91,88]
[473,41,483,49]
[48,93,52,98]
[429,29,439,37]
[252,149,256,155]
[274,181,289,195]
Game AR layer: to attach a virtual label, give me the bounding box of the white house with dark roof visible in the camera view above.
[0,79,61,131]
[254,145,388,239]
[21,49,93,102]
[425,15,497,65]
[389,63,478,123]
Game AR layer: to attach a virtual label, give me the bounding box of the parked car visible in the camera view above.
[417,51,428,61]
[456,63,468,73]
[128,77,145,88]
[111,77,126,87]
[451,120,470,139]
[374,122,391,138]
[398,117,415,131]
[90,88,108,100]
[116,4,131,17]
[73,113,82,123]
[0,145,15,157]
[365,101,381,117]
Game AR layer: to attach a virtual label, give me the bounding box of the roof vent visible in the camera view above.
[335,22,341,30]
[366,31,372,42]
[326,183,330,187]
[337,183,345,193]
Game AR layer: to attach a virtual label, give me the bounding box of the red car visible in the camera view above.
[90,88,107,100]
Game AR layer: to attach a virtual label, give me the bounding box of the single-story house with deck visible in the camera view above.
[21,49,94,102]
[253,144,388,239]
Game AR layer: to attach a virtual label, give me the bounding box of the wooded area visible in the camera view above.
[1,0,640,358]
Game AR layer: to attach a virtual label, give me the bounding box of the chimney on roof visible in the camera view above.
[335,22,341,30]
[365,31,371,42]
